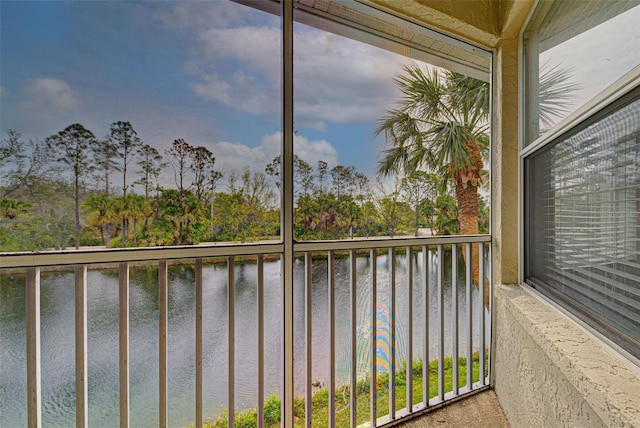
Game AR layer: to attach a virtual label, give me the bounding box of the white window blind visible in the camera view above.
[526,92,640,358]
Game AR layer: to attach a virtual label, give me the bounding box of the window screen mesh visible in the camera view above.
[526,93,640,357]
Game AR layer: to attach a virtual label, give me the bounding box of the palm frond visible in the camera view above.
[426,121,476,175]
[376,65,490,180]
[538,61,582,128]
[446,71,490,126]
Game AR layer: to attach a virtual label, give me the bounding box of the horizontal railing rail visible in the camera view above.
[0,234,491,268]
[295,234,490,252]
[1,235,492,428]
[0,241,284,268]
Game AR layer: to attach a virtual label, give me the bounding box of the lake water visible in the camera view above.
[0,251,486,427]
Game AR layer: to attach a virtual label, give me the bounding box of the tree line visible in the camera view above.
[0,122,487,251]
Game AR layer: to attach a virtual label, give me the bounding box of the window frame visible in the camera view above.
[519,1,640,366]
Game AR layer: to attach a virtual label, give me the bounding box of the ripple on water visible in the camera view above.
[1,253,480,427]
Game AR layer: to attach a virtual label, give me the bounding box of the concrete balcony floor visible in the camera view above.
[397,390,509,427]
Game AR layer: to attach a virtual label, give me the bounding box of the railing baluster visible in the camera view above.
[349,250,357,428]
[487,244,492,385]
[195,258,203,428]
[328,251,336,428]
[388,247,396,421]
[437,245,444,402]
[26,267,41,428]
[304,253,313,427]
[12,237,491,427]
[257,255,265,428]
[228,257,235,428]
[75,265,88,428]
[370,249,377,427]
[159,261,168,428]
[422,246,429,407]
[406,247,413,413]
[119,262,130,428]
[466,244,473,390]
[479,243,486,386]
[452,244,459,396]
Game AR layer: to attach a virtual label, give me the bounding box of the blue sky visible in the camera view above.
[2,1,638,192]
[0,1,412,190]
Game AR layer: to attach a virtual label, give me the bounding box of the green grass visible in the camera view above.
[197,353,486,428]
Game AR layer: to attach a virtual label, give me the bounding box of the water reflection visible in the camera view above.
[0,250,486,427]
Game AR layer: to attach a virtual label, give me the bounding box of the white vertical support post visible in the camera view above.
[281,0,295,425]
[487,243,493,386]
[75,265,88,428]
[466,244,473,390]
[228,257,235,428]
[328,250,336,428]
[422,246,429,407]
[158,261,168,428]
[26,267,41,428]
[451,244,459,395]
[437,245,444,402]
[195,258,203,428]
[388,248,396,421]
[119,262,130,428]
[405,247,413,413]
[349,250,357,428]
[304,252,312,428]
[479,243,486,386]
[257,255,265,428]
[369,249,377,426]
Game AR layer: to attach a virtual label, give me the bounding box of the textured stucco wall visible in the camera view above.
[493,284,640,427]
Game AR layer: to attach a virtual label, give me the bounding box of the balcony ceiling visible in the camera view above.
[236,0,535,74]
[295,0,492,80]
[362,0,536,47]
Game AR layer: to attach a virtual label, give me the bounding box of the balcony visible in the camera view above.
[2,0,640,427]
[1,235,494,427]
[6,234,637,427]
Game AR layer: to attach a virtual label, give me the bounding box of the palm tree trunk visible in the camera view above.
[74,175,80,249]
[133,219,138,245]
[454,139,489,308]
[100,222,106,246]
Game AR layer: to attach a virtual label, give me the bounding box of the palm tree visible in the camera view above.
[376,65,489,300]
[377,65,489,232]
[125,194,151,245]
[377,63,577,304]
[46,123,97,248]
[81,193,116,246]
[0,197,31,220]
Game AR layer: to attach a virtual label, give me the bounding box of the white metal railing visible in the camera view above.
[1,234,491,428]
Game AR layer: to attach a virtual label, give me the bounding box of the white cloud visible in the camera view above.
[25,78,78,113]
[191,70,277,115]
[210,132,338,178]
[153,1,274,31]
[188,21,405,125]
[293,134,339,168]
[189,25,281,115]
[199,26,281,76]
[292,28,402,124]
[155,2,408,127]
